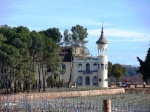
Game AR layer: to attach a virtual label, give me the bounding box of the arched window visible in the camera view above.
[62,64,66,70]
[101,64,104,70]
[78,63,82,72]
[85,76,90,85]
[93,63,98,72]
[86,63,90,73]
[105,64,107,70]
[93,76,98,85]
[77,76,83,85]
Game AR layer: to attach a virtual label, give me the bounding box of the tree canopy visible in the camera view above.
[108,61,112,77]
[0,25,62,93]
[71,25,88,46]
[109,63,126,81]
[137,46,150,83]
[39,28,62,43]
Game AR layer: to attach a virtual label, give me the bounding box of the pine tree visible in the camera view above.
[137,46,150,83]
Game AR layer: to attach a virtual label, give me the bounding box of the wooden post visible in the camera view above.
[103,99,111,112]
[0,95,1,111]
[143,84,146,88]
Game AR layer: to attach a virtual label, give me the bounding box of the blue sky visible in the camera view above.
[0,0,150,66]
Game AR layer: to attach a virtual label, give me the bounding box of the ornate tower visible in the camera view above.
[96,26,108,87]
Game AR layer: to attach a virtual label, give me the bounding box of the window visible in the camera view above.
[77,76,83,85]
[105,64,107,70]
[78,63,82,72]
[93,63,98,72]
[93,76,98,85]
[86,63,90,72]
[101,64,104,70]
[85,76,90,85]
[62,64,66,70]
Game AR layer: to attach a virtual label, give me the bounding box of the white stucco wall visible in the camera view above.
[34,56,108,88]
[60,62,71,83]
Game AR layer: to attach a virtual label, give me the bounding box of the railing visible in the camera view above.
[83,70,93,74]
[93,70,98,72]
[78,70,97,73]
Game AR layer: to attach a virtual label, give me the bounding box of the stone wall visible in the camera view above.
[44,88,125,99]
[1,88,125,100]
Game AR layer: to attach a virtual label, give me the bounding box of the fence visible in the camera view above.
[0,92,150,112]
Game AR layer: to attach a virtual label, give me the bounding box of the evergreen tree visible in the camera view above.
[39,27,62,43]
[137,46,150,83]
[108,61,112,76]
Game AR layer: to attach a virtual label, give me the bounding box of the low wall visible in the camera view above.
[1,88,125,100]
[45,88,125,99]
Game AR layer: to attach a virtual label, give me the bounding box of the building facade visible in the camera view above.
[61,27,109,88]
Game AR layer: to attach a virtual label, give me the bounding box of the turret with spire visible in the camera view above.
[96,25,108,56]
[96,23,109,88]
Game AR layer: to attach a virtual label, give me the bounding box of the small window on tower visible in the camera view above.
[105,64,107,70]
[101,64,104,70]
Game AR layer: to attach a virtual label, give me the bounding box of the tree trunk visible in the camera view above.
[38,63,41,92]
[35,80,37,91]
[50,74,53,88]
[14,80,16,93]
[68,56,74,87]
[42,63,45,91]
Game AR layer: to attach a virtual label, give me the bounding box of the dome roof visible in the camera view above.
[96,27,108,44]
[84,47,90,55]
[73,46,90,56]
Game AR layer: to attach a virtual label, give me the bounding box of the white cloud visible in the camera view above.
[88,28,150,41]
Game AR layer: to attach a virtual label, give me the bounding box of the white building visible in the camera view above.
[61,26,109,88]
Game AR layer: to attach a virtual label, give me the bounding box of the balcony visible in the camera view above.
[83,70,93,74]
[93,70,98,72]
[78,70,83,72]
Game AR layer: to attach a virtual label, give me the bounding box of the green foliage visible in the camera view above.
[137,47,150,82]
[46,76,59,88]
[71,25,88,45]
[0,24,90,91]
[39,27,62,43]
[108,61,112,76]
[63,25,88,87]
[64,29,71,45]
[111,63,126,81]
[113,70,122,81]
[0,25,63,93]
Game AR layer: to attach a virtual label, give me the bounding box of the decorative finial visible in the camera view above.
[102,17,103,28]
[102,17,103,32]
